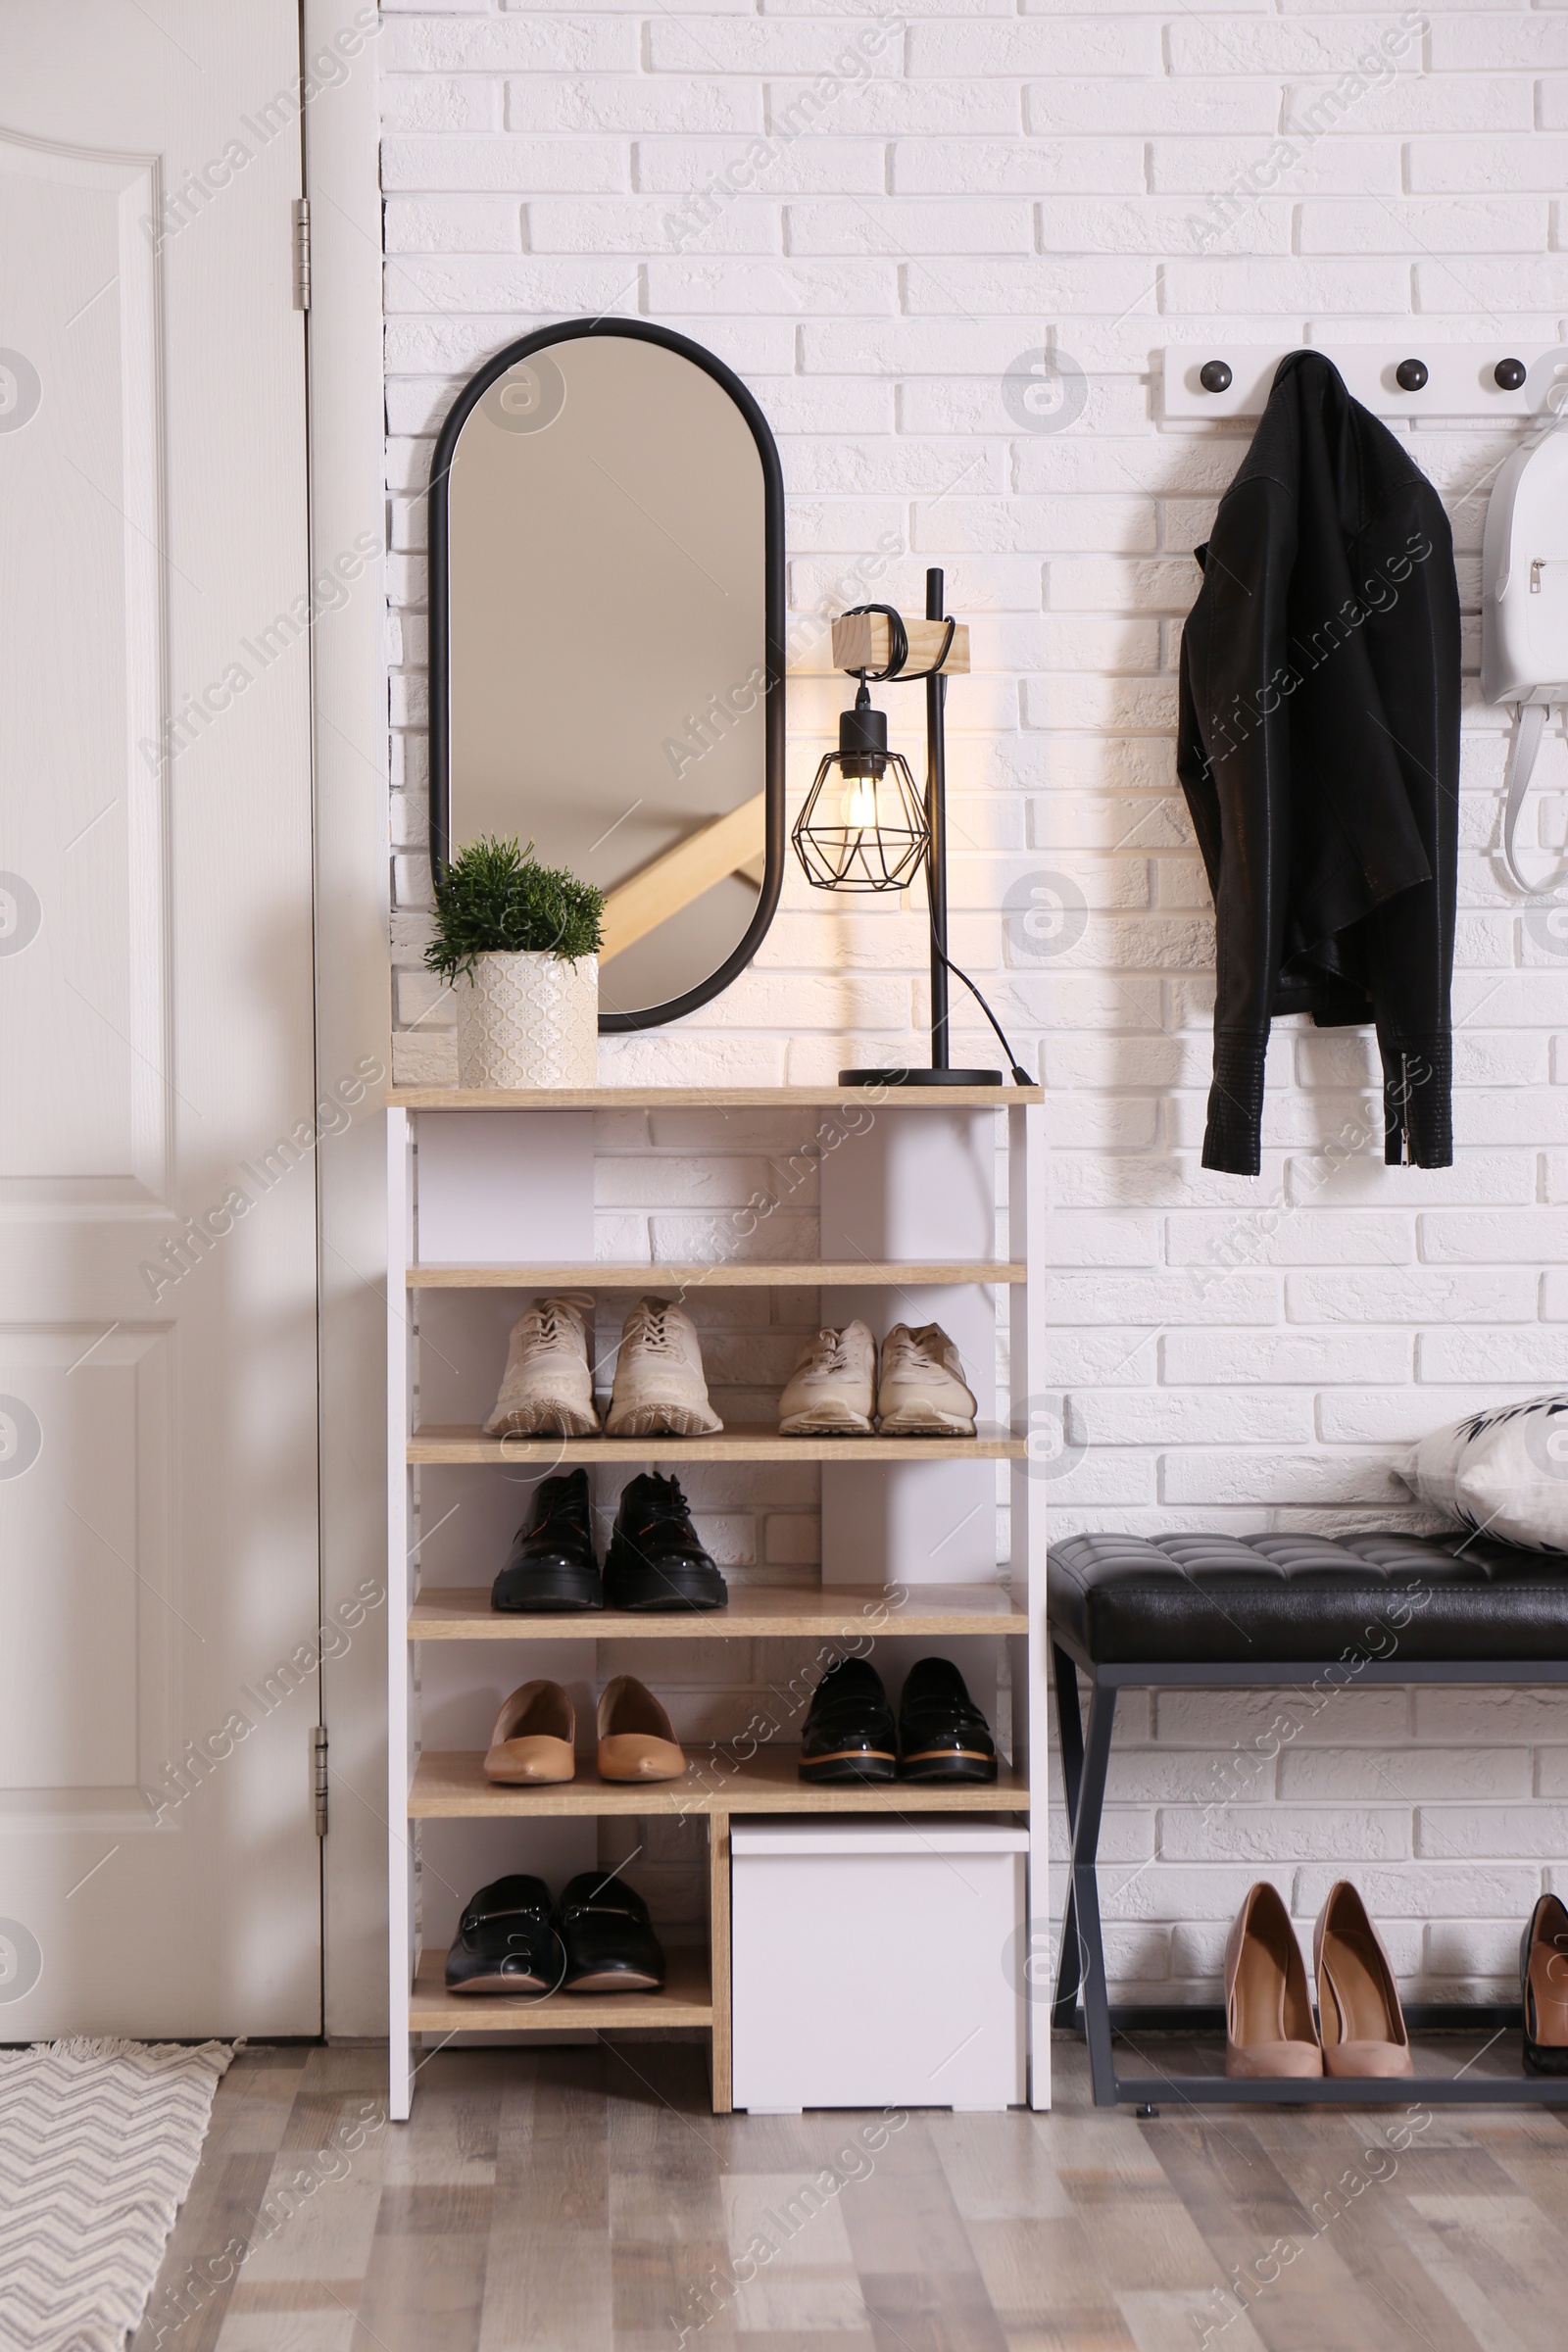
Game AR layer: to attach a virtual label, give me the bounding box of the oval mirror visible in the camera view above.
[429,320,785,1030]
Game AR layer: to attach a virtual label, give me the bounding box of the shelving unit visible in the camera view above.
[387,1084,1046,2119]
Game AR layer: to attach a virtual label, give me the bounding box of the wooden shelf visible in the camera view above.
[409,1260,1024,1290]
[389,1085,1041,1110]
[410,1423,1024,1464]
[411,1745,1028,1818]
[409,1945,712,2033]
[410,1581,1028,1642]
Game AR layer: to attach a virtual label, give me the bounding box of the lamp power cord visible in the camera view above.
[925,898,1034,1089]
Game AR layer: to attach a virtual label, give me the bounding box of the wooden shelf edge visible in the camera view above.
[409,1583,1028,1642]
[409,1425,1025,1465]
[410,1746,1028,1818]
[408,1261,1025,1290]
[408,1947,711,2032]
[388,1085,1042,1110]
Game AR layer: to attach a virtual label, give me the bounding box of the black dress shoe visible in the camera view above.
[558,1872,665,1992]
[445,1875,564,1996]
[491,1468,603,1613]
[603,1473,727,1611]
[1523,1893,1568,2073]
[898,1655,998,1784]
[799,1657,897,1783]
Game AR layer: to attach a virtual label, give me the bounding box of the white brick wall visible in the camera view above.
[383,1,1568,2000]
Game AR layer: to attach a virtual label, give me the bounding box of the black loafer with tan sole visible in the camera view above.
[559,1873,665,1993]
[445,1875,565,1997]
[898,1656,998,1784]
[799,1657,897,1784]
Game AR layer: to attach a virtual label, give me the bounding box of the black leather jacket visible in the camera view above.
[1176,351,1460,1175]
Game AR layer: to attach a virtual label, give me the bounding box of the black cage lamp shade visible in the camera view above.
[791,684,930,893]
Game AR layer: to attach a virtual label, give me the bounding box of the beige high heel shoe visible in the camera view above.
[483,1680,576,1784]
[1313,1881,1412,2078]
[1224,1883,1324,2078]
[596,1675,686,1784]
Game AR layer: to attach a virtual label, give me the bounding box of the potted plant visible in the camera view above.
[426,835,605,1088]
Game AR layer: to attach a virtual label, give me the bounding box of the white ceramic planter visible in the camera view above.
[453,952,598,1089]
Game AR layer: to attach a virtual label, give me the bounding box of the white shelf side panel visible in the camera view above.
[387,1109,414,2122]
[1010,1102,1050,2112]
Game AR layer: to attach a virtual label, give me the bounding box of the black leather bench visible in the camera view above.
[1048,1528,1568,2109]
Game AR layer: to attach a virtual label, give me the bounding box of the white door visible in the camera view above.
[0,2,325,2034]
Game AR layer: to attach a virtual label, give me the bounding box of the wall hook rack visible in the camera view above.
[1163,345,1568,421]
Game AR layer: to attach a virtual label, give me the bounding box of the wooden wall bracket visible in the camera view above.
[830,612,970,678]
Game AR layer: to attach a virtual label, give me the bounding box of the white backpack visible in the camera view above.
[1482,426,1568,891]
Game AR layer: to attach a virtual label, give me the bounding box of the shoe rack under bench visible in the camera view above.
[386,1085,1047,2120]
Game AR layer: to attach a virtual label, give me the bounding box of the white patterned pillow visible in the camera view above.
[1400,1395,1568,1553]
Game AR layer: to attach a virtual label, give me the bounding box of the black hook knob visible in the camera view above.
[1494,357,1527,391]
[1395,359,1428,392]
[1199,361,1232,394]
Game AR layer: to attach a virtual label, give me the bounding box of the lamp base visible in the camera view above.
[839,1065,1004,1087]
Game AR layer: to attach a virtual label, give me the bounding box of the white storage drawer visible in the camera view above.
[730,1819,1029,2114]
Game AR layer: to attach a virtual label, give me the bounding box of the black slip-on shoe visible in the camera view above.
[491,1468,604,1613]
[1523,1893,1568,2073]
[445,1875,565,1996]
[603,1473,727,1612]
[559,1872,666,1993]
[799,1656,897,1784]
[898,1655,999,1785]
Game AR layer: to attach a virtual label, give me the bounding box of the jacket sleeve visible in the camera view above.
[1352,486,1460,1168]
[1177,472,1298,1176]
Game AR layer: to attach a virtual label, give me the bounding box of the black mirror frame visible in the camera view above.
[427,318,787,1034]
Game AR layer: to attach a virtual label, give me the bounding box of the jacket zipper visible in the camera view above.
[1399,1052,1411,1165]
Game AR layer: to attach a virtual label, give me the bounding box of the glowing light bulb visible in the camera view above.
[840,775,878,829]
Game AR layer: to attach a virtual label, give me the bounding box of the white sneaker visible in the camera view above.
[778,1321,877,1435]
[605,1296,722,1439]
[876,1321,977,1436]
[484,1294,599,1437]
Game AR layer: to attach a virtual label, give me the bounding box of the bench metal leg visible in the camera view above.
[1052,1644,1085,2027]
[1071,1677,1118,2108]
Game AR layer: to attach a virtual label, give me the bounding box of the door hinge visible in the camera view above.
[292,198,311,312]
[313,1726,328,1836]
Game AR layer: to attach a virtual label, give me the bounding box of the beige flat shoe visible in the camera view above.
[1314,1881,1412,2078]
[483,1680,576,1784]
[597,1675,686,1784]
[1224,1883,1324,2079]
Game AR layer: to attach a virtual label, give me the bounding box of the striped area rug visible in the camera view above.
[0,2037,231,2352]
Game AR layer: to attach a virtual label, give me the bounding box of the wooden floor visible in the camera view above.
[131,2033,1568,2352]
